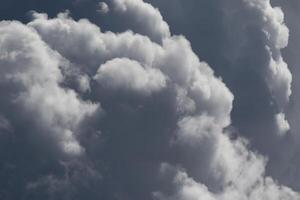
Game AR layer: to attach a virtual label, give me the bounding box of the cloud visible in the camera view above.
[0,115,11,133]
[112,0,170,43]
[155,163,300,200]
[221,0,291,125]
[275,112,290,136]
[0,20,99,156]
[270,0,300,189]
[159,112,298,200]
[244,0,291,112]
[145,0,292,145]
[27,10,299,199]
[0,0,299,199]
[97,2,110,14]
[145,0,297,189]
[94,58,167,95]
[77,74,91,93]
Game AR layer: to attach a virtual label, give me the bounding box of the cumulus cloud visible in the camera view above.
[161,112,297,200]
[97,2,110,14]
[112,0,170,43]
[220,0,291,131]
[229,0,291,108]
[94,58,167,95]
[244,0,292,129]
[275,112,290,136]
[145,0,292,150]
[0,20,99,156]
[0,0,299,199]
[155,164,300,200]
[271,0,300,189]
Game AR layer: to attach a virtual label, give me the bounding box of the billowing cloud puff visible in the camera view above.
[112,0,170,42]
[162,112,298,200]
[28,11,233,127]
[0,21,99,156]
[244,0,292,133]
[245,0,289,49]
[275,112,290,136]
[94,58,167,95]
[155,164,300,200]
[97,2,110,14]
[0,0,299,199]
[222,0,291,133]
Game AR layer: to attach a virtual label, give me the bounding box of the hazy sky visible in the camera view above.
[1,0,300,199]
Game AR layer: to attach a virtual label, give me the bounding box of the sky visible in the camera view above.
[1,0,300,199]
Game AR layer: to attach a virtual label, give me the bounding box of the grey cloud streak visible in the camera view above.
[0,0,299,199]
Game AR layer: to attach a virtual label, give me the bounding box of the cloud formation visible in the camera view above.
[97,2,110,14]
[221,0,292,134]
[112,0,170,43]
[94,58,167,95]
[0,0,299,199]
[0,20,99,156]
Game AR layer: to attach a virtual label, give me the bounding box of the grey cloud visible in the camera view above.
[269,0,300,189]
[155,163,300,200]
[275,112,290,136]
[221,0,291,127]
[26,8,300,200]
[112,0,170,43]
[0,20,99,156]
[145,0,297,189]
[94,58,167,95]
[0,0,300,199]
[97,2,110,14]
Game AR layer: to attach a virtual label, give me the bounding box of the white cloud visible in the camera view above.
[0,0,298,198]
[275,112,290,136]
[156,164,300,200]
[216,0,291,135]
[94,58,166,95]
[97,2,110,14]
[28,13,233,127]
[244,0,292,121]
[267,48,292,108]
[113,0,170,42]
[25,11,299,198]
[245,0,289,49]
[0,21,99,156]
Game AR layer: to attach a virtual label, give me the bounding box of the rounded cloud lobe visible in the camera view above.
[0,20,99,156]
[94,58,167,95]
[112,0,170,43]
[0,0,298,200]
[220,0,291,136]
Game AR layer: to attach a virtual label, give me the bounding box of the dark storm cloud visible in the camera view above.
[0,0,300,200]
